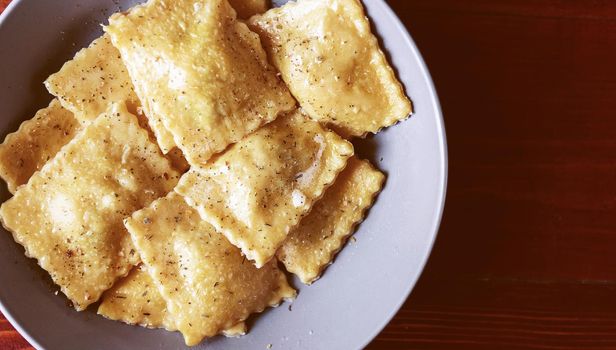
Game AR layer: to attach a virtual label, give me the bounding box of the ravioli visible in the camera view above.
[175,111,354,267]
[98,265,247,336]
[0,99,80,194]
[106,0,296,166]
[44,34,177,153]
[98,265,176,330]
[229,0,269,19]
[125,192,295,346]
[278,157,385,284]
[0,103,179,310]
[248,0,412,137]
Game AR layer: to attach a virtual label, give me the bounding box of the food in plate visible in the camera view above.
[98,263,248,337]
[0,0,411,346]
[175,110,353,268]
[44,35,142,125]
[98,264,177,330]
[248,0,412,137]
[44,34,178,157]
[277,156,385,284]
[0,103,179,310]
[105,0,296,167]
[125,192,295,346]
[0,99,79,194]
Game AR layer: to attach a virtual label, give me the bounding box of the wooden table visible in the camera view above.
[2,1,616,349]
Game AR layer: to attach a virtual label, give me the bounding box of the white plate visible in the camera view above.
[0,1,447,349]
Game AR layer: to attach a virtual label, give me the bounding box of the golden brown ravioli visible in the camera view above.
[278,157,385,284]
[105,0,296,166]
[98,265,247,336]
[249,0,412,137]
[98,265,176,330]
[0,103,179,310]
[0,99,80,193]
[175,110,354,267]
[44,34,177,154]
[125,192,295,346]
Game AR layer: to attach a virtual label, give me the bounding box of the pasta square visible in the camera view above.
[105,0,296,166]
[248,0,412,137]
[44,34,177,153]
[98,265,247,337]
[0,103,179,310]
[125,192,294,346]
[0,99,80,193]
[277,157,385,284]
[98,265,176,330]
[175,111,354,267]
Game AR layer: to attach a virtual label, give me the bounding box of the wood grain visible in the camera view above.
[2,1,616,349]
[370,0,616,349]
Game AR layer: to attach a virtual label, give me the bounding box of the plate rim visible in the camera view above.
[355,1,448,348]
[0,1,50,347]
[0,0,448,349]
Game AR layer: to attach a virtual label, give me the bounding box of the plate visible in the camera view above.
[0,0,447,349]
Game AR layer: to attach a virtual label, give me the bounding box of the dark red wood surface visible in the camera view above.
[2,1,616,349]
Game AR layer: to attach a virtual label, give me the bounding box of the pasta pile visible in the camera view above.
[0,0,411,346]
